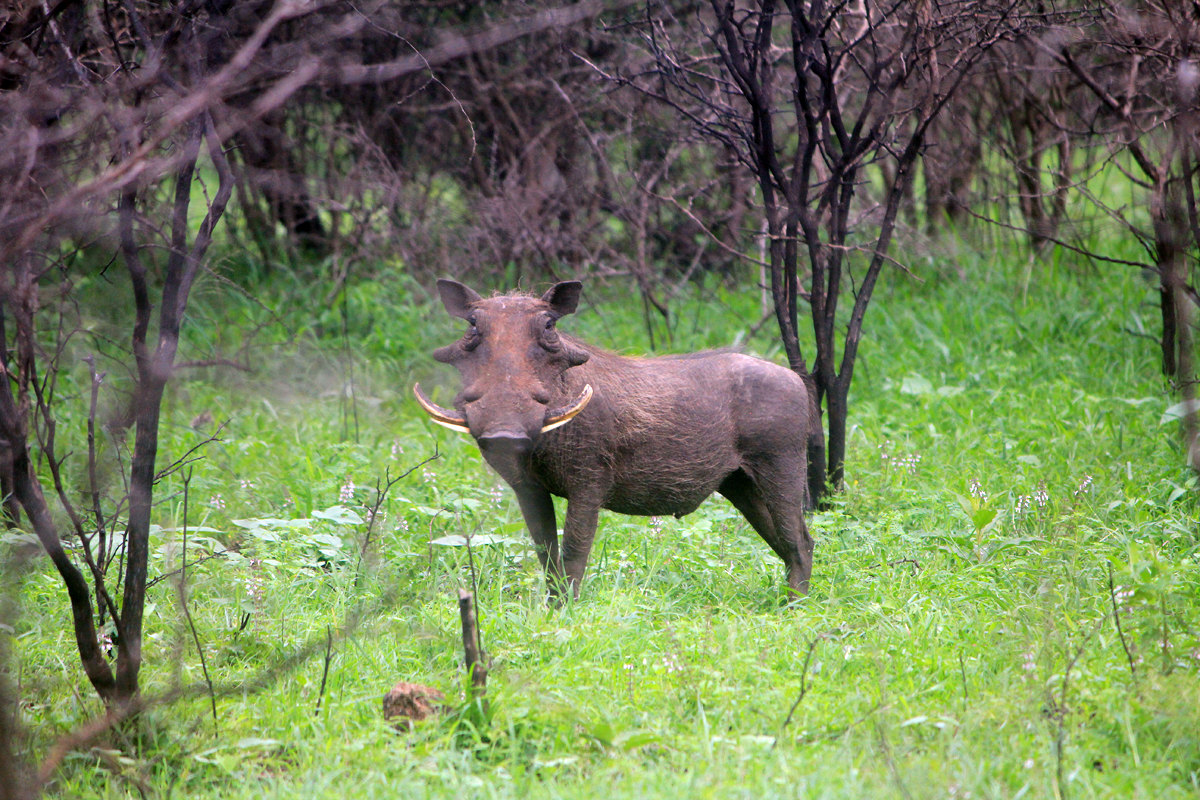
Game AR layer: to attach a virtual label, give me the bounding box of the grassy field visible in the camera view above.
[9,244,1200,799]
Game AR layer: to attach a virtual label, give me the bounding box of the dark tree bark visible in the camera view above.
[1042,6,1200,473]
[637,0,1038,490]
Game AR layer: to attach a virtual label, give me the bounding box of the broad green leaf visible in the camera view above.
[586,721,615,748]
[312,506,364,525]
[235,738,281,750]
[971,506,997,531]
[620,732,663,751]
[901,375,933,395]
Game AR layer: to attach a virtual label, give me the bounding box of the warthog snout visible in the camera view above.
[476,431,534,455]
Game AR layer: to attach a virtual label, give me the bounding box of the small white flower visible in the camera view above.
[208,494,225,510]
[246,558,265,608]
[1034,485,1049,507]
[1024,759,1035,769]
[339,478,356,503]
[1015,495,1032,516]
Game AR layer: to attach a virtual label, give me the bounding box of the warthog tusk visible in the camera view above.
[542,384,593,433]
[413,384,470,434]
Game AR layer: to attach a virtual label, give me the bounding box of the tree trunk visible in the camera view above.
[824,383,848,490]
[1161,282,1179,377]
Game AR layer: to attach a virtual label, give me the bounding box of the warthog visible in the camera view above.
[415,279,823,600]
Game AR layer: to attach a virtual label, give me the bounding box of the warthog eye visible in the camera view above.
[462,318,480,351]
[540,320,561,351]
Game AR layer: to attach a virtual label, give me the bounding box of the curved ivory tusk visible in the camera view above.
[542,384,593,433]
[413,384,470,434]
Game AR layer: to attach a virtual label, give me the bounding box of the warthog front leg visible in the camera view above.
[513,485,566,599]
[561,498,602,599]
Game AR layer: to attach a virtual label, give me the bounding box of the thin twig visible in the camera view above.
[177,469,217,729]
[314,626,333,716]
[876,718,914,800]
[1107,564,1138,686]
[959,204,1155,270]
[1051,616,1105,800]
[146,552,226,590]
[865,558,921,575]
[958,651,969,704]
[83,357,107,566]
[780,636,821,731]
[153,422,228,483]
[173,359,252,372]
[353,451,440,584]
[338,262,359,444]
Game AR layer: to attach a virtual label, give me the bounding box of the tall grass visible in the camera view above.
[8,243,1199,799]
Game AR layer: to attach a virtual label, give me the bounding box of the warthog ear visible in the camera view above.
[437,279,483,319]
[541,281,582,317]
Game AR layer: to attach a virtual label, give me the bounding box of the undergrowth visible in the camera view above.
[6,244,1199,799]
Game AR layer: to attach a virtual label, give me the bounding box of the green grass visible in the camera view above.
[7,244,1200,799]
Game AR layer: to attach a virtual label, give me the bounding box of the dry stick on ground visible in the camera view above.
[464,520,483,645]
[177,469,217,729]
[458,590,487,704]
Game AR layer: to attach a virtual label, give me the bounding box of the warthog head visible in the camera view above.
[414,280,594,456]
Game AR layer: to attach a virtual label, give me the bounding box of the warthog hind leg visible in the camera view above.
[719,466,813,597]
